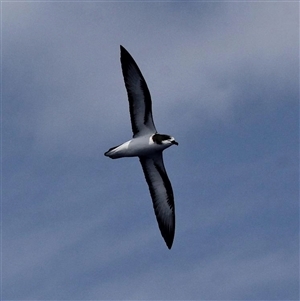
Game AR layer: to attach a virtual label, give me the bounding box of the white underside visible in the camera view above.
[106,134,170,159]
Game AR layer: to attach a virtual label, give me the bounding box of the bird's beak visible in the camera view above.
[172,140,178,146]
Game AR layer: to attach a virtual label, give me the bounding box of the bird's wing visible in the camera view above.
[120,45,157,138]
[139,153,175,249]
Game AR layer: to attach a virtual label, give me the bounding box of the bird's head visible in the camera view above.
[152,134,178,147]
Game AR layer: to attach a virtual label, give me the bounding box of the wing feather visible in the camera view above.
[120,46,157,137]
[139,154,175,249]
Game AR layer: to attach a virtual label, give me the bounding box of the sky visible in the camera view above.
[2,1,299,300]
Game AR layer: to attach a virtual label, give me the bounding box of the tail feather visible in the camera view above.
[104,144,121,158]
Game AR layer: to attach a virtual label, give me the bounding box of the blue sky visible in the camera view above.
[2,1,299,300]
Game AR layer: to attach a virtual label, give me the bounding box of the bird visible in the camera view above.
[105,45,178,249]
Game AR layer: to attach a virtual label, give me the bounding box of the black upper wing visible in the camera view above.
[120,46,157,137]
[139,153,175,249]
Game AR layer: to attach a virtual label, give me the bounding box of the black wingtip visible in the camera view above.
[160,223,175,249]
[120,45,129,56]
[120,45,133,64]
[164,233,174,249]
[166,241,173,249]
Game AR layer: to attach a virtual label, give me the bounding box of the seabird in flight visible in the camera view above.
[105,46,178,249]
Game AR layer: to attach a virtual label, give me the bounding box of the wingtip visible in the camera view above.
[120,45,129,62]
[166,242,173,249]
[120,45,127,55]
[161,226,175,249]
[165,236,174,249]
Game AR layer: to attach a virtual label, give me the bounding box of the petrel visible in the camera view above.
[105,46,178,249]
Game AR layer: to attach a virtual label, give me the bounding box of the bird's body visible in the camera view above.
[105,46,178,249]
[105,133,177,159]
